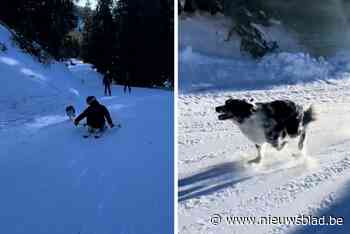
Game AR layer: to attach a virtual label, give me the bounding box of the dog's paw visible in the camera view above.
[248,157,262,165]
[275,141,288,151]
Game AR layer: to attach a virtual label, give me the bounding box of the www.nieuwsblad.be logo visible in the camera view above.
[210,214,344,226]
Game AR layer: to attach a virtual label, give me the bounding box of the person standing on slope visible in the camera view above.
[103,71,112,96]
[124,72,131,94]
[74,96,114,134]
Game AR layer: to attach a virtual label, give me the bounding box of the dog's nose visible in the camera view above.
[216,106,223,113]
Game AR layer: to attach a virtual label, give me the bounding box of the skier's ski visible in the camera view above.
[89,124,121,139]
[93,131,104,139]
[82,129,102,138]
[83,127,107,139]
[83,132,103,139]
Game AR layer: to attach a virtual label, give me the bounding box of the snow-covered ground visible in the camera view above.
[179,14,350,234]
[0,24,173,234]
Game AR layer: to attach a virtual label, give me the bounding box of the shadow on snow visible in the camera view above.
[178,161,252,202]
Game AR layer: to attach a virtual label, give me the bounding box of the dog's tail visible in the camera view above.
[303,105,316,126]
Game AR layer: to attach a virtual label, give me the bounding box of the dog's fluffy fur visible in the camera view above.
[216,99,316,163]
[65,105,76,120]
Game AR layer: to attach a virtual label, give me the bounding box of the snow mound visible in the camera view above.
[180,45,350,92]
[258,52,332,83]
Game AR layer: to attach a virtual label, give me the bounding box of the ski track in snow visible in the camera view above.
[178,81,350,234]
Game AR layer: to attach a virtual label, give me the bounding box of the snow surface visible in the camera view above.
[0,24,173,234]
[179,46,344,93]
[179,14,350,234]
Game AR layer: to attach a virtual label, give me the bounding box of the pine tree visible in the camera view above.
[160,0,174,86]
[113,0,174,87]
[184,0,196,13]
[81,0,95,60]
[113,0,137,83]
[2,0,78,60]
[0,0,22,28]
[83,0,116,73]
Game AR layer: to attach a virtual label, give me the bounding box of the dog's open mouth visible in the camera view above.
[216,105,233,120]
[218,113,233,120]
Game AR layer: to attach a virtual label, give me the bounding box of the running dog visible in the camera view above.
[65,105,76,120]
[216,99,316,163]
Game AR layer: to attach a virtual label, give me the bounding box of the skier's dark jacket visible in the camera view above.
[75,100,113,129]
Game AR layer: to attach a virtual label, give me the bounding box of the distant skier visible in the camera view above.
[103,71,112,96]
[74,96,114,135]
[124,72,131,94]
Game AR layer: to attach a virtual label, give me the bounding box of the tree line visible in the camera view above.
[0,0,174,88]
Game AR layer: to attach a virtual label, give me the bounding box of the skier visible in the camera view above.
[74,96,114,136]
[123,72,131,94]
[103,71,112,96]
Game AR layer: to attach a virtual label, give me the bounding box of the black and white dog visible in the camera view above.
[216,99,316,163]
[65,105,76,120]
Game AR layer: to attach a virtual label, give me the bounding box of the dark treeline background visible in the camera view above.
[0,0,174,88]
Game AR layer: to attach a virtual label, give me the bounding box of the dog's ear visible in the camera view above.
[249,103,256,113]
